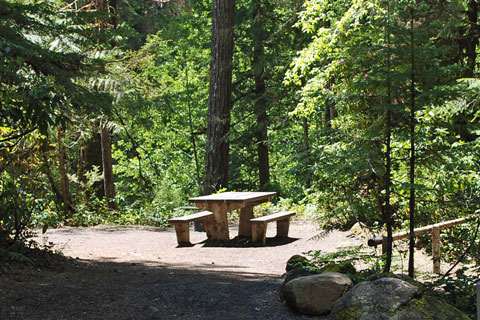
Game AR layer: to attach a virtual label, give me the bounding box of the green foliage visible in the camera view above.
[0,0,111,140]
[285,0,480,269]
[0,247,33,264]
[305,246,378,269]
[426,267,478,318]
[0,136,53,240]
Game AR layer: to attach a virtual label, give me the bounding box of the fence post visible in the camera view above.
[432,226,441,273]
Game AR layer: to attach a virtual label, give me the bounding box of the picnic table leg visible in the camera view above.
[238,205,253,237]
[209,203,230,241]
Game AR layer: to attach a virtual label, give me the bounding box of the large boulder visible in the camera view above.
[329,277,470,320]
[283,272,353,316]
[280,268,320,301]
[283,267,320,285]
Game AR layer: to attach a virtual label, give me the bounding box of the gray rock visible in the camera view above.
[280,268,320,301]
[329,277,470,320]
[283,272,353,316]
[283,268,320,285]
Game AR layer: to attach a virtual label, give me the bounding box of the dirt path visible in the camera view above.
[0,221,437,319]
[33,221,359,275]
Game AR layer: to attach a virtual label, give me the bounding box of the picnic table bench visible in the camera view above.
[169,211,214,245]
[250,211,296,244]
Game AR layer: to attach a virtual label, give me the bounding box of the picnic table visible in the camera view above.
[189,191,276,241]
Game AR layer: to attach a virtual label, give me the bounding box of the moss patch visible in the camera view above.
[319,261,356,275]
[333,305,360,320]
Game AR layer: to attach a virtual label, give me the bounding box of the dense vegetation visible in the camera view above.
[1,0,479,278]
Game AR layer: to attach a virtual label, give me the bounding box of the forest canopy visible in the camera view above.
[1,0,479,274]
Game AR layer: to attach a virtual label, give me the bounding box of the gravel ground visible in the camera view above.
[0,221,439,319]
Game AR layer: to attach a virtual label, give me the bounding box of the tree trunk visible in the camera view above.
[464,0,478,77]
[185,58,201,190]
[256,107,269,190]
[408,6,416,278]
[95,0,105,11]
[57,129,72,219]
[109,0,117,28]
[253,0,270,190]
[296,26,313,189]
[41,141,65,209]
[78,133,104,198]
[100,118,117,210]
[383,0,393,273]
[203,0,235,195]
[302,116,311,189]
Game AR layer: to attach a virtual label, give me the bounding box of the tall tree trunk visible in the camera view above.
[256,106,269,190]
[78,133,104,198]
[383,0,393,273]
[57,129,72,219]
[100,118,117,210]
[108,0,117,28]
[408,6,416,278]
[302,116,311,189]
[95,0,117,209]
[464,0,478,77]
[296,31,313,189]
[204,0,235,195]
[253,0,270,190]
[185,58,201,190]
[41,140,65,209]
[95,0,105,11]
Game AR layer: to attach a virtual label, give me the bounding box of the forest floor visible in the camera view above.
[0,221,441,320]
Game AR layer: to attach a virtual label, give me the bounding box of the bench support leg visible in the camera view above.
[252,222,267,245]
[276,218,290,237]
[174,222,190,245]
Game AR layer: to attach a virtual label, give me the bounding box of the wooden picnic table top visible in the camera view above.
[188,191,277,204]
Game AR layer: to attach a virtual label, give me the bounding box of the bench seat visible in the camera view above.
[169,211,214,245]
[250,211,295,244]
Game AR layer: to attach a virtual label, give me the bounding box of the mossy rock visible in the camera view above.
[330,277,470,320]
[286,255,310,272]
[366,272,422,287]
[319,261,356,275]
[333,305,361,320]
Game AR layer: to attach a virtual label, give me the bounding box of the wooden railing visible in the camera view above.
[367,215,479,273]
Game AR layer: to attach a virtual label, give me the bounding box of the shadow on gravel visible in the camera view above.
[198,236,299,248]
[43,226,170,235]
[0,258,311,320]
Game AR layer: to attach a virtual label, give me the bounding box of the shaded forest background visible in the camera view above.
[1,0,480,273]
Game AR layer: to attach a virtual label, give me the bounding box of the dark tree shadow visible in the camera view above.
[199,236,299,248]
[0,256,314,320]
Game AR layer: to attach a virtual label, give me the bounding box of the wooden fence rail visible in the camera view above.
[367,215,479,273]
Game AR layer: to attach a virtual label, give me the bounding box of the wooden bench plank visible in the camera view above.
[169,211,214,245]
[250,211,295,223]
[169,211,214,222]
[251,211,296,244]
